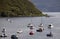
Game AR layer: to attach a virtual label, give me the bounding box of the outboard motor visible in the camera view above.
[11,35,18,39]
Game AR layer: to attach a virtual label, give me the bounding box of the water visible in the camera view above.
[0,12,60,39]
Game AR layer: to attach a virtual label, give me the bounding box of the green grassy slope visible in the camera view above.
[0,0,44,17]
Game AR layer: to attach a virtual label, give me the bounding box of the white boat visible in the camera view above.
[17,30,23,34]
[7,19,13,23]
[7,19,11,22]
[46,24,53,37]
[0,27,7,37]
[27,23,34,29]
[39,23,43,27]
[36,23,44,32]
[48,24,54,29]
[27,23,34,27]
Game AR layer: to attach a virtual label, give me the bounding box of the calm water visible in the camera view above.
[0,12,60,39]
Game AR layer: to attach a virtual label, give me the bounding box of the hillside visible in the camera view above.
[0,0,44,17]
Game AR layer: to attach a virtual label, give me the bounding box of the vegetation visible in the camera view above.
[0,0,46,17]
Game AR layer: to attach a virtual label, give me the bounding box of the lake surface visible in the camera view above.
[0,12,60,39]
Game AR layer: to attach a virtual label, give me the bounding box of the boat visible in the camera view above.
[27,13,34,29]
[46,32,53,37]
[7,19,11,22]
[0,33,7,37]
[0,27,7,37]
[46,24,53,37]
[29,31,34,35]
[36,23,44,32]
[0,35,7,37]
[39,23,43,27]
[36,16,44,32]
[48,24,53,29]
[11,35,18,39]
[17,30,23,34]
[27,23,34,29]
[7,18,13,23]
[36,27,44,32]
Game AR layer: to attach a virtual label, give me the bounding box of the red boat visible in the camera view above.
[29,31,34,35]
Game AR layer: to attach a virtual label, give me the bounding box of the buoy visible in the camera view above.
[29,31,34,35]
[46,32,53,37]
[11,35,18,39]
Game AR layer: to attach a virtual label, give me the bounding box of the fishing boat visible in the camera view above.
[46,32,53,37]
[36,23,44,32]
[11,35,18,39]
[29,31,34,35]
[48,24,53,29]
[17,30,23,34]
[0,27,7,37]
[27,23,34,29]
[46,24,53,37]
[7,18,13,23]
[28,24,34,35]
[36,16,44,32]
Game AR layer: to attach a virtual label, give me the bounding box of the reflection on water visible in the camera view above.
[0,12,60,39]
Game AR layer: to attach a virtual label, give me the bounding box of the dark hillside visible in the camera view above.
[0,0,44,17]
